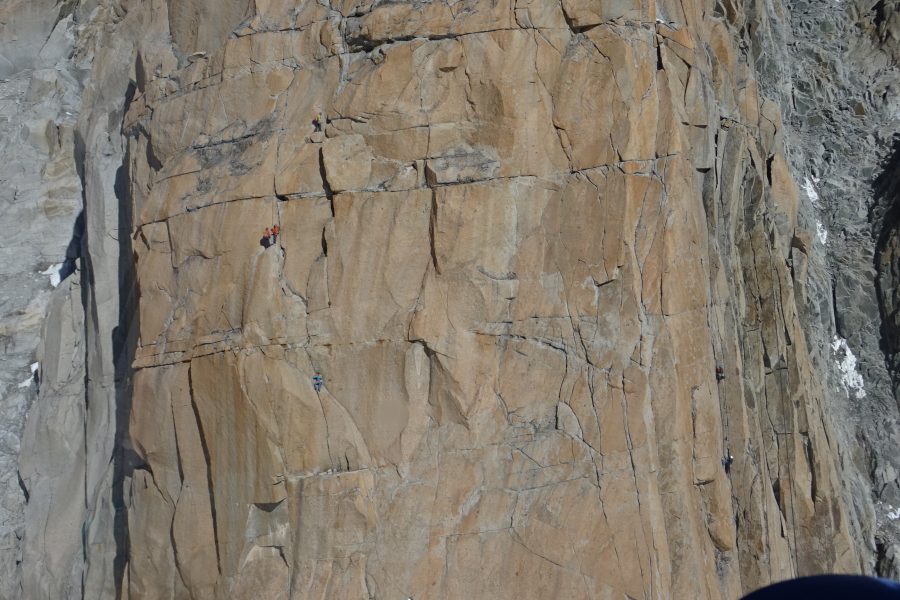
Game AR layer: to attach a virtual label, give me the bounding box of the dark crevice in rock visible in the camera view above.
[558,7,599,36]
[254,500,283,513]
[344,32,455,53]
[876,539,899,578]
[318,146,335,217]
[428,187,440,275]
[55,0,80,26]
[802,433,817,501]
[871,0,888,31]
[343,24,532,54]
[569,23,600,34]
[112,80,140,600]
[187,364,222,574]
[873,140,900,401]
[59,210,84,285]
[145,136,164,172]
[831,275,842,338]
[17,471,29,504]
[771,470,783,515]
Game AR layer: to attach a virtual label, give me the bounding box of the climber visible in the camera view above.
[312,111,325,132]
[261,227,272,249]
[312,373,324,392]
[272,224,280,242]
[715,363,725,382]
[722,453,734,474]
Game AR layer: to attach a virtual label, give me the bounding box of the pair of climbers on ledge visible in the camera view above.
[260,224,280,248]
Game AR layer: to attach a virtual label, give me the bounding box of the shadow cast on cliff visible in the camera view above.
[73,81,142,597]
[872,138,900,404]
[112,81,141,598]
[58,210,84,284]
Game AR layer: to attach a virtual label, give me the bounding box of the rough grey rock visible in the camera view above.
[735,0,900,570]
[0,0,73,78]
[3,1,150,597]
[19,271,86,600]
[0,9,84,598]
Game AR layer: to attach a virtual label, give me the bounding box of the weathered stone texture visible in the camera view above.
[752,0,900,568]
[6,0,898,597]
[109,0,871,596]
[0,3,85,595]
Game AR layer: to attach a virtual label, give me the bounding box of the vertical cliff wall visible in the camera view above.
[762,0,900,573]
[0,1,84,595]
[875,139,900,577]
[4,0,898,597]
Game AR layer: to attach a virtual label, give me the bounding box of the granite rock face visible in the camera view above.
[750,0,900,572]
[0,2,84,596]
[875,141,900,578]
[3,0,899,598]
[119,0,869,595]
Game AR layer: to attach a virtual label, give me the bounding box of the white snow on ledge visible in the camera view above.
[888,505,900,521]
[17,362,39,389]
[803,177,821,207]
[831,335,866,399]
[816,220,828,244]
[41,263,63,287]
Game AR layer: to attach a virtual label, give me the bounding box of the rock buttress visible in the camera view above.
[116,0,866,597]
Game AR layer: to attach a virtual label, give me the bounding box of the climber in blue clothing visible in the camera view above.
[722,453,734,474]
[312,373,324,392]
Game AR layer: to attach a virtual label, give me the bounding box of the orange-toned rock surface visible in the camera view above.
[117,1,862,597]
[8,0,900,597]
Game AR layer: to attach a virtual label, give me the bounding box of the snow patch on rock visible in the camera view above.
[17,363,39,389]
[803,177,821,207]
[831,336,866,399]
[816,220,828,244]
[41,263,63,287]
